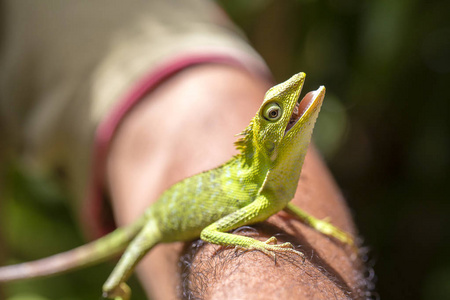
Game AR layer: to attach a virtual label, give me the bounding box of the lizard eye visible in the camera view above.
[263,103,282,121]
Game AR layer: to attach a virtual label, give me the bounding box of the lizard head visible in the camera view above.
[235,72,325,199]
[236,72,325,166]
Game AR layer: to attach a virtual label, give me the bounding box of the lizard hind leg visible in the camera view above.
[102,220,161,299]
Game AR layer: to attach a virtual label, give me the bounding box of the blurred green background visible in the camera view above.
[221,0,450,299]
[1,0,449,299]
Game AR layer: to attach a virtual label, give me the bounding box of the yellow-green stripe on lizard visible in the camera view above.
[0,72,354,300]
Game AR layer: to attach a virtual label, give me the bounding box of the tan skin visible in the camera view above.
[107,65,364,299]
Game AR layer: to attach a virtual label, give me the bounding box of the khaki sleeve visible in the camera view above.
[0,0,270,237]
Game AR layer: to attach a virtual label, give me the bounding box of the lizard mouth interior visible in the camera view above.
[284,90,317,133]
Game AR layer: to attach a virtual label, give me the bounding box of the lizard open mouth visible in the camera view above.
[284,89,320,133]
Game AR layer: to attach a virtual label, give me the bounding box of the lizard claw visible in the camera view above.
[250,237,305,263]
[312,219,355,247]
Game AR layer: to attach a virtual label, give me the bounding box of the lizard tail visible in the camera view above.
[0,215,146,282]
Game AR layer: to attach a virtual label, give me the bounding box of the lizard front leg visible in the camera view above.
[200,196,304,260]
[283,202,355,248]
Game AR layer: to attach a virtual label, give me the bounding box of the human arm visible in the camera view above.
[107,65,364,299]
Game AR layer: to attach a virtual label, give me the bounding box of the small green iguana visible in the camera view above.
[0,72,354,299]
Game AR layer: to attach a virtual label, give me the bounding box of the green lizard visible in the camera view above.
[0,72,354,299]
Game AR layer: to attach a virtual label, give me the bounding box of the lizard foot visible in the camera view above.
[250,236,305,263]
[102,282,131,300]
[310,217,355,248]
